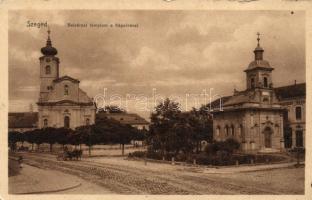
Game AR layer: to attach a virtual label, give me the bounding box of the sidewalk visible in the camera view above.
[89,156,303,175]
[201,162,303,174]
[9,161,82,194]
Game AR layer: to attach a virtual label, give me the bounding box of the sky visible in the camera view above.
[9,10,305,119]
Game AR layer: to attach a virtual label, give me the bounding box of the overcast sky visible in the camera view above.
[9,10,305,119]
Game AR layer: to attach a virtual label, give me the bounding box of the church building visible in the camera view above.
[212,34,286,153]
[36,29,96,129]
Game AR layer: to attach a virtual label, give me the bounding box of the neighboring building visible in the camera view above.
[9,112,38,132]
[211,35,286,153]
[274,83,306,148]
[36,29,96,129]
[96,112,149,130]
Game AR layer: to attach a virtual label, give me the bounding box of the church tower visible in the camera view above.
[39,28,59,102]
[244,33,275,104]
[244,33,274,90]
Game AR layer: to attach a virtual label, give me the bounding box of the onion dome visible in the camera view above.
[41,28,57,56]
[246,32,273,71]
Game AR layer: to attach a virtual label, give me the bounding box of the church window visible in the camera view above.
[231,125,235,136]
[263,77,268,88]
[43,119,48,127]
[45,65,51,74]
[263,97,269,103]
[216,126,220,137]
[64,116,70,128]
[251,78,255,88]
[295,106,302,120]
[225,125,229,136]
[64,85,69,95]
[86,118,90,126]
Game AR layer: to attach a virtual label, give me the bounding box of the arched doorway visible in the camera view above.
[263,127,273,148]
[64,116,70,128]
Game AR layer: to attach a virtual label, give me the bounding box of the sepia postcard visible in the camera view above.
[0,0,312,200]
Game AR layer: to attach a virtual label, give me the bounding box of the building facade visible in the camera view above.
[36,30,96,129]
[96,112,149,130]
[212,35,286,153]
[275,83,306,148]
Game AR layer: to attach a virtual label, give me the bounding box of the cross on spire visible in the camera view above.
[257,32,260,46]
[47,26,51,35]
[46,26,52,46]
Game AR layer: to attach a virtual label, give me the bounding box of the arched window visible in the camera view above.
[43,119,48,127]
[295,106,302,120]
[64,116,70,128]
[250,78,255,88]
[45,65,51,74]
[216,126,220,137]
[225,125,229,136]
[240,124,245,141]
[231,125,235,136]
[64,85,69,95]
[86,118,90,126]
[263,77,268,88]
[296,107,302,120]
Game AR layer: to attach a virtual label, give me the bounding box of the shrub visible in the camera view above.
[128,151,146,158]
[205,138,240,156]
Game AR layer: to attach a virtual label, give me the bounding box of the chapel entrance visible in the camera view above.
[64,116,70,128]
[263,127,273,148]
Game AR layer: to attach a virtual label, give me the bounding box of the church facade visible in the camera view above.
[212,35,286,153]
[37,30,96,129]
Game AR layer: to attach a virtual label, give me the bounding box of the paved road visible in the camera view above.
[16,153,304,195]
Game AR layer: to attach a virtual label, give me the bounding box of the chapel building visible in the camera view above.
[212,34,286,153]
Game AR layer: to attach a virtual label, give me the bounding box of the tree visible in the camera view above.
[42,127,58,152]
[55,127,72,150]
[189,106,213,153]
[8,131,20,151]
[94,116,139,156]
[77,125,97,156]
[24,130,35,151]
[98,105,126,113]
[32,129,45,151]
[149,98,182,156]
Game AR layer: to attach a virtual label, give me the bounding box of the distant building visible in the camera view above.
[36,29,96,129]
[9,112,38,132]
[275,83,306,148]
[211,34,300,153]
[96,112,149,130]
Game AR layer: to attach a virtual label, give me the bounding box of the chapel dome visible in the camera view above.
[247,60,271,70]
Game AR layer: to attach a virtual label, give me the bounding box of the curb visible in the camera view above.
[12,183,82,195]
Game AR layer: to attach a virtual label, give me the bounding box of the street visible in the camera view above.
[9,152,305,195]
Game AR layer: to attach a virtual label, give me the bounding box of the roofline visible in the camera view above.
[37,100,94,106]
[244,66,274,72]
[53,75,80,83]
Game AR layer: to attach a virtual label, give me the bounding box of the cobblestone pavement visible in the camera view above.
[16,153,304,195]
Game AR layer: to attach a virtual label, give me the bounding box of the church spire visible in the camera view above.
[46,26,52,47]
[41,26,58,56]
[254,32,264,60]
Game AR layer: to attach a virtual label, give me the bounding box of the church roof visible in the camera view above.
[274,83,306,100]
[96,113,149,125]
[209,83,306,112]
[245,60,273,71]
[53,75,80,84]
[9,112,38,129]
[37,100,94,106]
